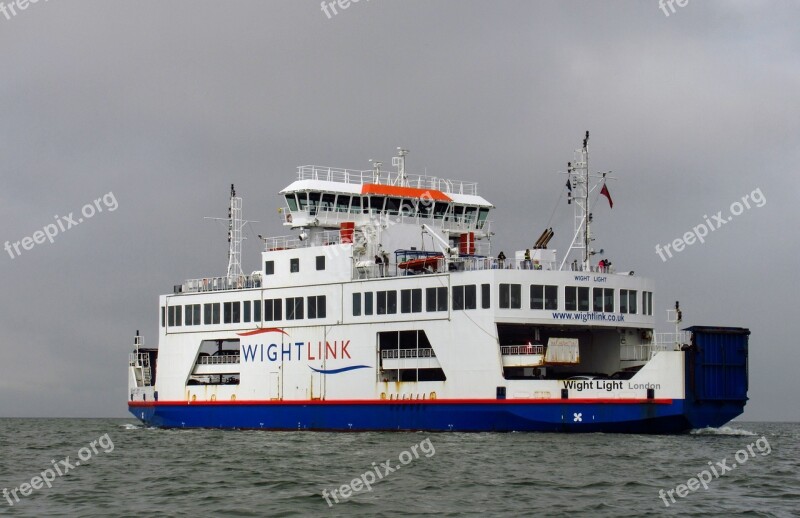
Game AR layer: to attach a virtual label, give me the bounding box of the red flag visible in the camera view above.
[600,183,613,208]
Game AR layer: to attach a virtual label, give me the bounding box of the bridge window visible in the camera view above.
[578,287,590,311]
[352,293,361,316]
[264,298,282,321]
[265,261,274,275]
[308,192,321,215]
[285,194,298,212]
[350,196,362,214]
[320,193,335,212]
[204,303,220,324]
[385,197,401,215]
[500,284,521,309]
[253,300,261,322]
[286,297,304,320]
[336,195,351,213]
[297,192,308,211]
[565,286,577,311]
[316,255,325,271]
[308,295,327,319]
[185,304,201,326]
[433,202,449,220]
[224,302,240,324]
[290,258,299,273]
[592,288,615,312]
[400,198,416,217]
[161,306,165,328]
[426,287,448,312]
[482,283,491,308]
[369,196,385,213]
[642,291,653,315]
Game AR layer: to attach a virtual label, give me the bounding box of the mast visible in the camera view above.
[226,184,244,281]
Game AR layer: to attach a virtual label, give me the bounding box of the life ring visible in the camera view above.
[380,392,387,400]
[430,392,437,400]
[286,213,293,223]
[191,394,196,402]
[211,394,216,401]
[231,394,236,401]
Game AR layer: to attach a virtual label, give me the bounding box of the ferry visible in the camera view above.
[128,134,750,432]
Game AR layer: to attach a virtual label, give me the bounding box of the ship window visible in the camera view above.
[452,285,477,310]
[369,196,385,213]
[297,192,308,211]
[620,290,628,313]
[308,295,326,319]
[224,302,240,324]
[285,194,298,212]
[578,287,590,311]
[628,290,637,314]
[185,304,201,326]
[643,291,653,316]
[316,256,325,271]
[452,285,464,310]
[545,285,557,310]
[243,301,251,323]
[286,297,304,320]
[385,197,401,215]
[265,261,275,275]
[426,287,448,312]
[452,205,465,222]
[254,300,262,322]
[290,258,299,273]
[336,195,351,213]
[204,303,220,324]
[364,292,373,315]
[350,196,362,214]
[320,193,335,212]
[376,291,397,315]
[402,289,422,313]
[264,298,282,321]
[482,283,491,308]
[352,293,361,316]
[565,286,577,311]
[531,285,545,310]
[593,288,604,312]
[400,198,416,218]
[478,208,490,229]
[418,197,434,218]
[308,192,321,215]
[604,289,614,313]
[500,284,521,309]
[161,306,165,328]
[433,202,448,220]
[167,305,181,327]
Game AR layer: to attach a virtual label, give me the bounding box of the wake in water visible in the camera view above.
[690,425,757,436]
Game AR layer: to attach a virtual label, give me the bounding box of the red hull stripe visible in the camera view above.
[129,398,674,408]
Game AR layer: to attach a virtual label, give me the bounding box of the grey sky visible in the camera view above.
[1,0,797,421]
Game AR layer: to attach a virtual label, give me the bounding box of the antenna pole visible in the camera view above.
[583,131,590,269]
[227,184,244,281]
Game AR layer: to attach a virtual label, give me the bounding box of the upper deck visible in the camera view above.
[295,165,480,197]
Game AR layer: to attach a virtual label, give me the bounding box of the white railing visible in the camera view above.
[380,348,437,359]
[196,355,240,365]
[182,274,263,294]
[264,230,342,251]
[501,345,545,355]
[654,331,690,349]
[297,165,479,196]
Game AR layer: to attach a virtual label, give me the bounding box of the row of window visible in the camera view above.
[499,284,653,315]
[265,256,326,276]
[353,285,492,316]
[163,296,327,327]
[285,192,490,226]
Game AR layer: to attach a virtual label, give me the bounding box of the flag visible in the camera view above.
[566,179,572,192]
[600,183,613,208]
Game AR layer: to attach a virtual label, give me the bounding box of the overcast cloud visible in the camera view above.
[1,0,798,421]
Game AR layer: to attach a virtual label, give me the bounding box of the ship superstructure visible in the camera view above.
[129,136,749,432]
